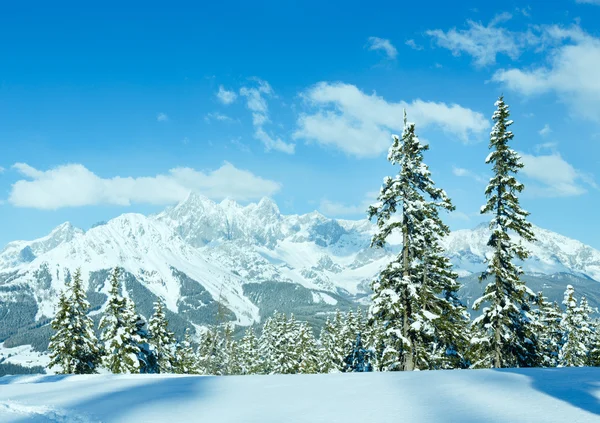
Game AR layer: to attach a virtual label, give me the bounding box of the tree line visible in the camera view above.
[48,96,600,374]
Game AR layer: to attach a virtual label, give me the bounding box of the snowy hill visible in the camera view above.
[1,193,600,371]
[1,368,600,422]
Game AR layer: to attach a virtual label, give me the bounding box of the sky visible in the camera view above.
[0,0,599,249]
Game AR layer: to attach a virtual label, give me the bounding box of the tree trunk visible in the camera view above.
[402,210,414,371]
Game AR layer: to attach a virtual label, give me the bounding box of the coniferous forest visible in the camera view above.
[47,97,600,375]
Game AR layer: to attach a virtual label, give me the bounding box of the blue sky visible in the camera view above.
[1,0,599,249]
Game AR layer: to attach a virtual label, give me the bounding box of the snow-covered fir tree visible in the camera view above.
[318,311,348,373]
[131,312,157,373]
[296,321,319,374]
[173,328,199,374]
[238,327,262,375]
[558,285,588,367]
[344,333,374,372]
[222,323,241,375]
[472,96,539,369]
[579,296,595,364]
[367,111,459,371]
[48,268,101,374]
[533,292,562,367]
[99,267,146,374]
[148,299,176,373]
[197,326,224,375]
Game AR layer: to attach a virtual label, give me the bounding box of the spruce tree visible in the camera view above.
[367,111,457,371]
[48,268,100,374]
[173,328,199,374]
[344,333,374,372]
[197,326,223,375]
[238,327,262,375]
[318,311,348,373]
[472,96,538,369]
[148,299,176,373]
[222,323,241,375]
[558,285,588,367]
[534,292,562,367]
[296,321,319,374]
[99,267,144,373]
[48,290,74,373]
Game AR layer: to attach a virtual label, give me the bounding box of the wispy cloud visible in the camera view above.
[576,0,600,5]
[9,162,281,209]
[405,39,424,51]
[538,124,552,136]
[240,79,295,154]
[520,152,597,197]
[294,82,488,158]
[205,112,236,123]
[216,85,237,105]
[426,13,535,67]
[452,166,486,183]
[319,191,379,217]
[366,37,398,59]
[157,112,169,122]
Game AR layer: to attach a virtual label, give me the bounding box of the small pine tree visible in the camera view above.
[472,96,539,369]
[558,285,588,367]
[296,321,319,374]
[318,311,347,373]
[148,299,176,373]
[48,268,101,374]
[197,326,224,375]
[222,323,241,375]
[173,328,199,374]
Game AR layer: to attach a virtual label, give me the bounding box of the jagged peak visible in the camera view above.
[220,197,240,209]
[255,197,280,216]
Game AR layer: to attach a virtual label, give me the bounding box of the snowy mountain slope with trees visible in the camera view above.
[1,188,600,370]
[1,369,600,422]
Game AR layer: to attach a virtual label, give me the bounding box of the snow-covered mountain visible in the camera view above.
[1,192,599,365]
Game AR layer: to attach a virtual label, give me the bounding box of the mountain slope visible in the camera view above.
[0,193,599,368]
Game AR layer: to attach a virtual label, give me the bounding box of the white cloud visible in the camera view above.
[405,39,423,51]
[426,13,535,66]
[216,85,237,105]
[493,25,600,122]
[367,37,398,59]
[157,112,169,122]
[538,124,552,136]
[9,162,281,210]
[319,191,379,217]
[294,82,488,158]
[240,79,295,154]
[534,142,558,153]
[452,166,486,183]
[0,166,5,173]
[520,152,596,197]
[576,0,600,4]
[205,112,236,123]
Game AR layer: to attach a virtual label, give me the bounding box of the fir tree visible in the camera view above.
[472,96,538,369]
[197,326,224,375]
[318,311,348,373]
[344,333,374,372]
[148,299,176,373]
[367,111,457,371]
[534,292,562,367]
[238,327,262,375]
[296,321,319,374]
[222,323,241,375]
[558,285,588,367]
[48,268,100,374]
[99,267,144,374]
[173,328,199,374]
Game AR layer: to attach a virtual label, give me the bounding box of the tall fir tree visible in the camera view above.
[472,96,539,369]
[197,326,224,375]
[367,111,457,371]
[48,268,101,374]
[558,285,588,367]
[148,299,176,373]
[296,321,319,374]
[318,311,349,373]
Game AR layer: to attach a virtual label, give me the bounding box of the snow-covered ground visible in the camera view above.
[1,368,600,422]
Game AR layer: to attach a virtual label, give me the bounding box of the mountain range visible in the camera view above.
[0,192,599,370]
